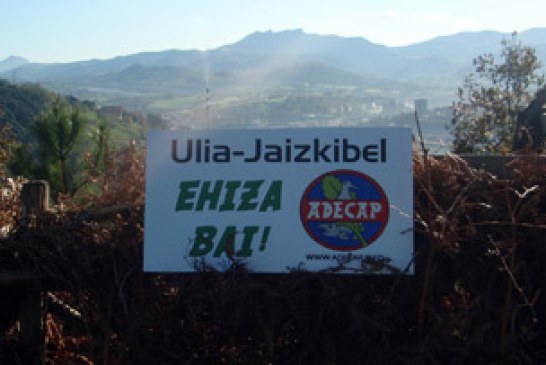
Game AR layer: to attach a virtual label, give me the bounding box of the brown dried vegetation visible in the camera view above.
[1,147,546,364]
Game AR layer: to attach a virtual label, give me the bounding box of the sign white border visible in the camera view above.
[144,127,413,274]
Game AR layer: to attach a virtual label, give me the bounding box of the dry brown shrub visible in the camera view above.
[0,124,26,236]
[93,140,145,207]
[59,140,145,212]
[1,149,546,364]
[0,177,26,237]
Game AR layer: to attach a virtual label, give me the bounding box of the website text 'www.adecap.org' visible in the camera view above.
[305,253,366,261]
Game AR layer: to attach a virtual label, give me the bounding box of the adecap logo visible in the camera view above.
[300,170,389,251]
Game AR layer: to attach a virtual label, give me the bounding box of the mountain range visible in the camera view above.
[1,28,545,120]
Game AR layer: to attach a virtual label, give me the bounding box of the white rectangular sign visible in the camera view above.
[144,128,413,274]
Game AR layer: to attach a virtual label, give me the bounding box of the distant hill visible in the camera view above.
[0,56,28,73]
[390,31,505,63]
[1,28,545,118]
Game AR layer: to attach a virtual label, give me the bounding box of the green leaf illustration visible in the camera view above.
[322,176,368,247]
[340,222,368,247]
[322,175,342,200]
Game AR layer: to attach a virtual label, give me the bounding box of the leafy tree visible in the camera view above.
[83,121,112,193]
[11,98,86,195]
[450,32,545,153]
[90,121,109,173]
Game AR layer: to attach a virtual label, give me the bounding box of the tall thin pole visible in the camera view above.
[206,87,211,129]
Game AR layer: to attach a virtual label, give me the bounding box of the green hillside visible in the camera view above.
[0,79,54,139]
[0,79,166,146]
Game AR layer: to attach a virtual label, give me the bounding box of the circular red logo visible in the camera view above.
[300,170,389,251]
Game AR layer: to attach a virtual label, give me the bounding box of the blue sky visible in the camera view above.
[2,0,544,63]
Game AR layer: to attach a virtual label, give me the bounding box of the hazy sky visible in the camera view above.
[2,0,544,63]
